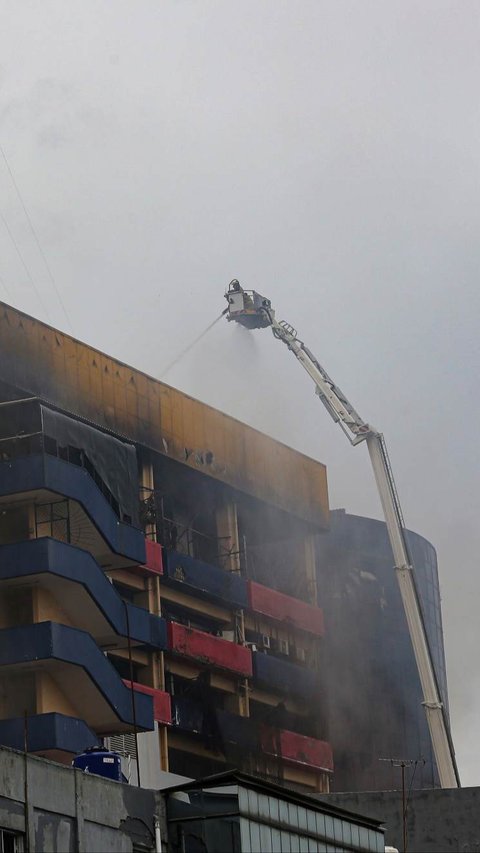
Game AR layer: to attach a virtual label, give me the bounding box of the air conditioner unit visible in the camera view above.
[261,635,271,649]
[221,630,235,642]
[245,641,258,652]
[106,733,137,760]
[279,639,289,656]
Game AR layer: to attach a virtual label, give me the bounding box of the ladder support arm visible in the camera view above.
[367,434,460,788]
[265,310,460,787]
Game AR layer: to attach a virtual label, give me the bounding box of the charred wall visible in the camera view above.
[315,509,448,792]
[0,302,328,529]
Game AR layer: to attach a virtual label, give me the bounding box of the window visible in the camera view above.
[0,829,24,853]
[35,500,70,542]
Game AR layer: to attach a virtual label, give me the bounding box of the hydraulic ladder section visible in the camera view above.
[224,280,460,788]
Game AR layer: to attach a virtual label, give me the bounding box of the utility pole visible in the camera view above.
[380,757,425,853]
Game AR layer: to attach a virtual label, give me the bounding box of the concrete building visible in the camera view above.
[316,509,449,792]
[166,770,385,853]
[0,300,454,802]
[0,300,332,793]
[0,743,163,852]
[322,788,480,853]
[0,744,387,853]
[2,740,478,853]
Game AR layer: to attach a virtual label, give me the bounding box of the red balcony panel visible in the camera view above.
[122,680,172,724]
[260,725,333,772]
[247,580,324,636]
[131,539,164,576]
[168,622,253,677]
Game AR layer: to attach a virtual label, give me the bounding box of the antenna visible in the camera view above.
[379,757,426,853]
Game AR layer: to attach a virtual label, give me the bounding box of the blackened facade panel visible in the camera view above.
[0,302,329,528]
[41,405,140,525]
[315,510,448,792]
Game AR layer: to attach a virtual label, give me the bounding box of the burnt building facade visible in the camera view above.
[316,509,449,791]
[0,301,333,793]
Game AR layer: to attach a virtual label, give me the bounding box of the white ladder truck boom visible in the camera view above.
[224,279,460,789]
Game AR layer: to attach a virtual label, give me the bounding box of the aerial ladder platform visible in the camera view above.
[224,279,460,789]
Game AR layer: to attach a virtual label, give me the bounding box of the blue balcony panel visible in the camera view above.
[0,454,145,563]
[0,538,166,650]
[0,713,98,755]
[0,622,154,732]
[253,651,318,698]
[163,550,248,609]
[215,709,259,752]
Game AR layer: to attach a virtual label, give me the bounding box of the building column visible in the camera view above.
[216,502,241,573]
[27,503,36,539]
[141,459,157,541]
[304,534,318,605]
[141,460,169,771]
[224,681,249,717]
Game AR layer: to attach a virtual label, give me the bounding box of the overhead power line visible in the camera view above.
[0,211,52,321]
[0,142,74,333]
[0,270,12,300]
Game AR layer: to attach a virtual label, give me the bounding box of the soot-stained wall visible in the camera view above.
[316,509,448,792]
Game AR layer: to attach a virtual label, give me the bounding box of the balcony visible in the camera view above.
[168,622,253,677]
[171,695,206,736]
[163,550,247,608]
[122,681,172,725]
[0,712,98,756]
[170,700,332,773]
[252,651,318,698]
[0,622,154,733]
[260,726,333,773]
[247,580,324,636]
[131,539,163,576]
[0,454,145,563]
[217,710,333,772]
[0,538,167,649]
[171,698,254,752]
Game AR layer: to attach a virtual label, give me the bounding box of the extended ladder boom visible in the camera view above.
[225,281,459,788]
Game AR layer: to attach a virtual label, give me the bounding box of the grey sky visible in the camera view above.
[1,0,479,784]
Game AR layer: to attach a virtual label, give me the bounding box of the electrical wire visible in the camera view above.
[405,758,423,818]
[0,142,74,333]
[0,211,52,321]
[0,270,11,300]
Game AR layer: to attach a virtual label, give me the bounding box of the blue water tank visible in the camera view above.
[73,746,122,781]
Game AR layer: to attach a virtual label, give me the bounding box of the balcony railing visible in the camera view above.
[168,622,253,677]
[247,580,324,636]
